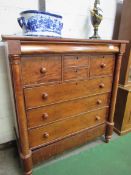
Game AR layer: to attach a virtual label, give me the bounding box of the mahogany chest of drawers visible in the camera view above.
[2,35,127,175]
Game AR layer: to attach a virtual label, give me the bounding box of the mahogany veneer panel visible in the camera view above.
[63,55,89,67]
[21,55,62,85]
[90,55,115,77]
[63,67,89,81]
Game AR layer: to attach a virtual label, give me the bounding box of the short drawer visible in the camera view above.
[27,93,110,129]
[28,108,108,148]
[21,56,62,85]
[63,55,89,68]
[24,76,113,109]
[90,55,115,77]
[63,67,89,81]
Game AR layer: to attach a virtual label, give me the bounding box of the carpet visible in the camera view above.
[33,133,131,175]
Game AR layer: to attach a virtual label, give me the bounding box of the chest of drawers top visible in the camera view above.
[3,35,126,55]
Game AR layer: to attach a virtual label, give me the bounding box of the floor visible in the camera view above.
[0,146,23,175]
[0,133,119,175]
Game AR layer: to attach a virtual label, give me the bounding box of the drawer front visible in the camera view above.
[24,76,113,109]
[32,124,106,164]
[63,67,89,81]
[63,55,89,68]
[90,55,115,77]
[21,56,62,85]
[29,108,108,148]
[27,93,110,129]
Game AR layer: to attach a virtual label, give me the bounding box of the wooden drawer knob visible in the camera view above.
[97,99,102,105]
[43,132,49,138]
[42,93,48,99]
[99,83,105,88]
[40,67,46,74]
[42,113,48,120]
[96,116,101,121]
[100,63,106,68]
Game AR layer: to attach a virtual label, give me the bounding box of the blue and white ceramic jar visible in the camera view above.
[18,10,63,37]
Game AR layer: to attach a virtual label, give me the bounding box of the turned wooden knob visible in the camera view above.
[42,113,48,120]
[97,99,102,105]
[42,93,48,99]
[100,63,106,68]
[43,132,49,138]
[96,116,101,121]
[99,83,105,88]
[40,67,46,74]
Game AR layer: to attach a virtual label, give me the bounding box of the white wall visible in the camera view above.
[0,0,39,144]
[0,0,123,144]
[46,0,119,39]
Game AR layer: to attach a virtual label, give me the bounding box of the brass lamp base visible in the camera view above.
[89,35,101,39]
[89,27,101,40]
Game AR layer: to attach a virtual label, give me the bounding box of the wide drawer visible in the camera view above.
[27,93,110,129]
[29,108,108,148]
[24,76,113,109]
[90,55,115,77]
[63,55,89,68]
[21,55,62,85]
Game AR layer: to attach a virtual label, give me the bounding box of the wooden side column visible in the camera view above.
[10,54,32,175]
[105,43,126,143]
[8,45,32,174]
